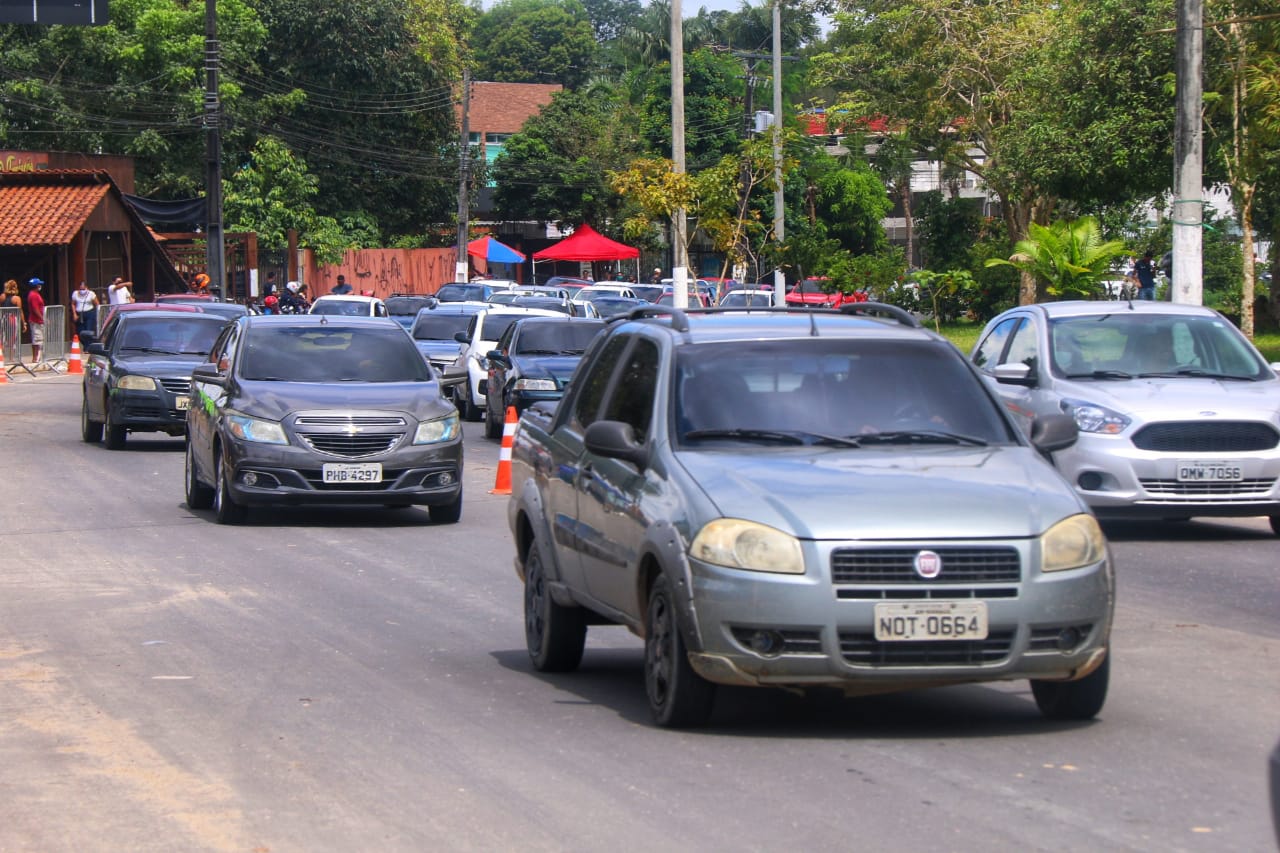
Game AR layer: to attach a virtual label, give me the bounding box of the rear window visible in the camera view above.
[413,313,473,341]
[387,297,434,316]
[311,299,370,316]
[240,326,433,383]
[436,284,486,302]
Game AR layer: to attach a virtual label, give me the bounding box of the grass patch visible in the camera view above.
[1253,332,1280,363]
[935,321,1280,363]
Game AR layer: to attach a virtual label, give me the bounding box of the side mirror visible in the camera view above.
[86,342,107,357]
[486,350,510,367]
[190,362,227,387]
[993,362,1037,387]
[584,419,649,470]
[454,331,469,344]
[1030,413,1078,454]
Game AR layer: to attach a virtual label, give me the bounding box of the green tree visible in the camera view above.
[492,87,640,229]
[638,49,744,166]
[985,216,1129,300]
[472,0,598,89]
[812,0,1175,305]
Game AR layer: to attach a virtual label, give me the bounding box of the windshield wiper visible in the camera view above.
[683,428,807,445]
[1169,368,1255,381]
[1064,369,1134,380]
[852,430,990,446]
[121,347,178,355]
[516,349,561,355]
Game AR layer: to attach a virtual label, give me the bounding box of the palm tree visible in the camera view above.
[985,216,1128,300]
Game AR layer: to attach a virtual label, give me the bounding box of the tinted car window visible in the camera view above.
[311,300,372,316]
[675,339,1014,443]
[601,339,659,442]
[116,315,227,355]
[629,284,665,302]
[515,322,604,355]
[973,316,1020,369]
[436,284,487,302]
[413,313,474,341]
[387,296,435,316]
[1003,316,1040,372]
[571,335,630,429]
[480,314,523,342]
[240,326,433,383]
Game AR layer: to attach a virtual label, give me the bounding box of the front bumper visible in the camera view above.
[109,385,191,434]
[1055,433,1280,519]
[223,440,462,507]
[682,538,1113,692]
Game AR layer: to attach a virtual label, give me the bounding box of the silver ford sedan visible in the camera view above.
[972,301,1280,534]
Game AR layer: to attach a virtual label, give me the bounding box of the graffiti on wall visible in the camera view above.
[304,248,459,299]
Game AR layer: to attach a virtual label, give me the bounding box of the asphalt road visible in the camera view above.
[1,374,1277,852]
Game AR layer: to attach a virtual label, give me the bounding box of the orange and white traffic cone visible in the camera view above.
[66,335,84,375]
[0,349,7,384]
[490,406,518,495]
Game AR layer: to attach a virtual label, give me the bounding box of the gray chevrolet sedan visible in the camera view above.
[509,304,1114,727]
[972,301,1280,533]
[185,315,463,524]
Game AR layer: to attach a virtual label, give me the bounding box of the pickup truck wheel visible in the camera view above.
[524,545,585,672]
[645,574,715,728]
[1030,652,1109,720]
[184,441,214,510]
[79,394,101,440]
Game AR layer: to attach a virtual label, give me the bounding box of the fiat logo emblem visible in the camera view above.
[914,550,942,579]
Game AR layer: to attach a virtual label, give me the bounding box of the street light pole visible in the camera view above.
[204,0,225,296]
[1172,0,1203,305]
[671,0,688,308]
[771,0,784,295]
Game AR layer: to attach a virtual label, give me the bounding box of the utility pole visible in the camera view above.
[771,0,785,295]
[455,68,472,284]
[1172,0,1203,305]
[204,0,225,297]
[671,0,688,308]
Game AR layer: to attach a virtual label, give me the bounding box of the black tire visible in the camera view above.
[80,396,102,443]
[213,448,247,525]
[184,441,214,510]
[524,544,585,672]
[1270,515,1279,536]
[104,420,127,450]
[645,574,715,728]
[1031,652,1109,721]
[484,399,502,439]
[456,386,481,422]
[428,491,463,524]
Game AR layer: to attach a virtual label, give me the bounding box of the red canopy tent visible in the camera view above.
[532,224,640,280]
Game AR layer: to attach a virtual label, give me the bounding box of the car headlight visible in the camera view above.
[414,412,460,444]
[1041,514,1107,572]
[513,378,556,391]
[117,375,157,391]
[690,518,805,574]
[226,413,288,445]
[1060,398,1130,435]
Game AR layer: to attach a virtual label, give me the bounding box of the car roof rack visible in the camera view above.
[610,304,691,332]
[835,301,922,328]
[673,302,922,329]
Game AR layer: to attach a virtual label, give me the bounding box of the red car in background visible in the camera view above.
[784,277,869,309]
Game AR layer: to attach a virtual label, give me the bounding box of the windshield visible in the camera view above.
[240,326,433,383]
[1049,313,1268,380]
[514,322,604,355]
[719,292,771,307]
[413,313,473,341]
[116,316,228,355]
[480,314,523,342]
[675,339,1015,446]
[629,285,665,302]
[436,284,486,302]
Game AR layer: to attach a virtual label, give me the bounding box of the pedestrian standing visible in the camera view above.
[26,278,46,363]
[1133,251,1157,301]
[331,274,353,295]
[71,280,99,340]
[3,280,26,356]
[107,277,134,305]
[650,267,662,285]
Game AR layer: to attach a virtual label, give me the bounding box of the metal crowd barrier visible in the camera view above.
[1,305,35,377]
[41,305,69,371]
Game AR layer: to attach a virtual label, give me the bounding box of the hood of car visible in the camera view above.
[676,446,1083,540]
[233,380,450,422]
[511,354,583,385]
[1055,375,1280,422]
[112,352,208,374]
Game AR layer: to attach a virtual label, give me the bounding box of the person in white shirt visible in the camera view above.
[107,277,134,305]
[71,281,99,339]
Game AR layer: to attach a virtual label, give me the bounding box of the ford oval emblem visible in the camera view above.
[914,550,942,579]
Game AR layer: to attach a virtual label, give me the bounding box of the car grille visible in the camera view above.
[295,416,406,427]
[837,587,1018,601]
[298,433,402,458]
[158,377,191,394]
[1138,477,1277,499]
[1131,421,1279,452]
[838,630,1015,667]
[831,547,1021,584]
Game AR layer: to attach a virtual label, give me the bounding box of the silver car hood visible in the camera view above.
[1058,376,1280,421]
[675,446,1084,540]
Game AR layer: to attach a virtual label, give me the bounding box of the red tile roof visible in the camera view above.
[0,178,109,246]
[462,82,562,134]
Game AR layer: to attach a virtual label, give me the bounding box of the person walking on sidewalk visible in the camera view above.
[71,280,99,342]
[26,278,45,363]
